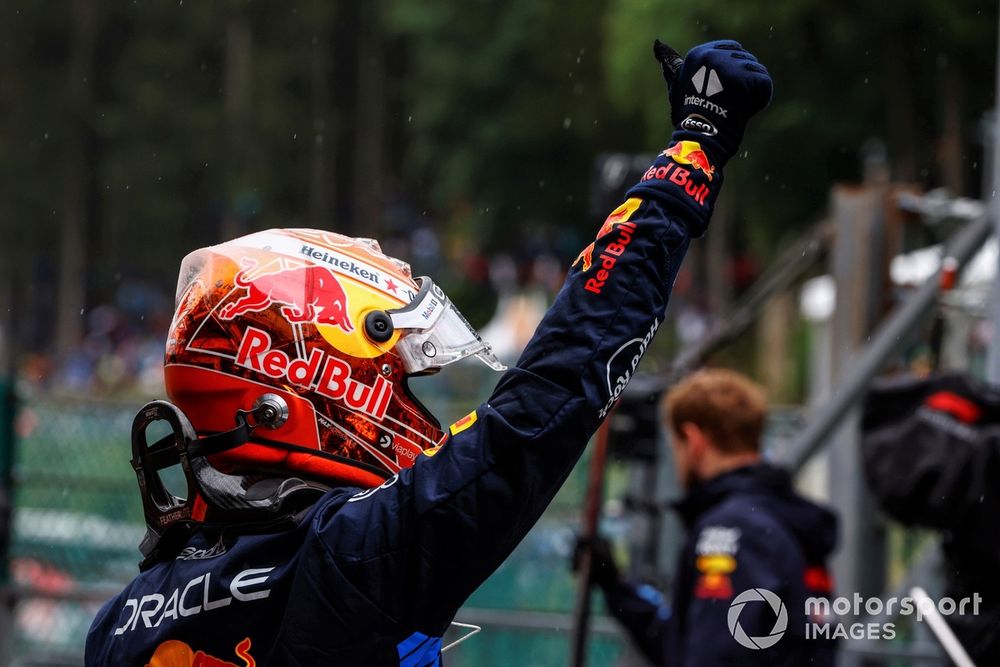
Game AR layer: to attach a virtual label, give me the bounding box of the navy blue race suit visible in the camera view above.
[600,464,838,666]
[84,140,727,666]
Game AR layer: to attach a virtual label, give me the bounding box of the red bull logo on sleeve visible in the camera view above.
[664,140,715,181]
[639,141,716,207]
[220,259,354,333]
[573,197,642,275]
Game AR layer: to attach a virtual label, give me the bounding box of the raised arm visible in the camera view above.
[313,39,773,637]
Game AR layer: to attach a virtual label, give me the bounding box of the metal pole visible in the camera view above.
[0,376,15,665]
[787,213,994,472]
[668,221,833,382]
[568,419,613,667]
[987,5,1000,384]
[911,587,977,667]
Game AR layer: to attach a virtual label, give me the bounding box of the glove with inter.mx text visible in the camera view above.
[628,40,773,237]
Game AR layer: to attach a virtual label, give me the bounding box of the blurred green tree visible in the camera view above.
[604,0,998,254]
[0,0,996,356]
[386,0,636,253]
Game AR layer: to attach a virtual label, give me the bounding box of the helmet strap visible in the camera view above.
[131,399,324,569]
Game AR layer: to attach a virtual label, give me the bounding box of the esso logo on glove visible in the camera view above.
[680,114,718,136]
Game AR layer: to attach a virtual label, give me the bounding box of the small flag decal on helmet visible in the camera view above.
[449,410,478,436]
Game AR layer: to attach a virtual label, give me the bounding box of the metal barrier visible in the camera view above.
[6,396,143,665]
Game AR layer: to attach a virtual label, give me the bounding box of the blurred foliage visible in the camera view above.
[606,0,998,254]
[0,0,997,354]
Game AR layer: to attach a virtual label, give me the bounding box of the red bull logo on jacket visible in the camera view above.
[235,326,393,420]
[220,259,354,333]
[145,637,255,667]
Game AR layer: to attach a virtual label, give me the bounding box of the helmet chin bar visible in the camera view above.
[130,398,326,569]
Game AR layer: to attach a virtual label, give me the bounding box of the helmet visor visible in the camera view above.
[387,277,506,374]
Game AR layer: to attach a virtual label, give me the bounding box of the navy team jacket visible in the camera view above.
[602,464,838,666]
[86,148,715,666]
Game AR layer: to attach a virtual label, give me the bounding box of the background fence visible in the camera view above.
[0,383,632,666]
[0,387,847,665]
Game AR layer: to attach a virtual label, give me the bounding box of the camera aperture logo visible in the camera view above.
[727,588,788,649]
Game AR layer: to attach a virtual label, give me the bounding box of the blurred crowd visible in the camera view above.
[16,283,172,398]
[8,194,761,401]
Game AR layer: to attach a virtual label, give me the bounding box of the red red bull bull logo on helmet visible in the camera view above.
[220,259,354,333]
[235,327,393,420]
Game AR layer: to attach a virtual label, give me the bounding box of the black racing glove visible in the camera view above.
[659,39,773,165]
[572,533,621,589]
[628,40,773,237]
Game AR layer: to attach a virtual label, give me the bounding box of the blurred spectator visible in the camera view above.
[577,370,838,666]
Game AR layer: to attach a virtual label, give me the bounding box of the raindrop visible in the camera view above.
[563,117,572,129]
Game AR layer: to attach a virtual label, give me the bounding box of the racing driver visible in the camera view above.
[85,39,772,666]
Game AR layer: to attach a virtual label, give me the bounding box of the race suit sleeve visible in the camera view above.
[304,151,721,638]
[600,579,672,665]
